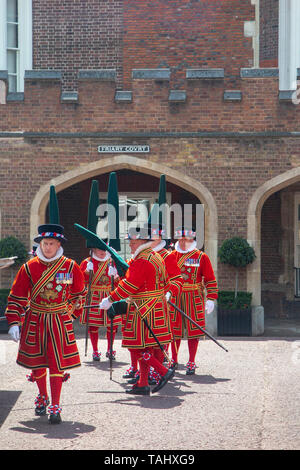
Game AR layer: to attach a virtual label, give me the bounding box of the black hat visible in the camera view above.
[148,223,166,239]
[34,224,67,244]
[126,225,153,240]
[174,226,196,239]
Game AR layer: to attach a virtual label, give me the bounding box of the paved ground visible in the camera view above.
[0,324,300,451]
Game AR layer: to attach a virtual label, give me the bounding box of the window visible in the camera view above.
[7,0,19,91]
[0,0,32,92]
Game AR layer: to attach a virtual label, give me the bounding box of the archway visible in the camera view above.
[31,155,218,272]
[247,167,300,306]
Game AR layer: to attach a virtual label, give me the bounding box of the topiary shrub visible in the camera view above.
[0,236,28,267]
[218,237,256,298]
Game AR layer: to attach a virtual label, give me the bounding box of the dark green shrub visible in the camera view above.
[0,236,28,267]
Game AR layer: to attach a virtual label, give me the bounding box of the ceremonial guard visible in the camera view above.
[5,223,86,424]
[151,225,183,300]
[80,179,121,361]
[148,224,183,377]
[127,224,183,385]
[80,247,120,361]
[168,227,218,375]
[99,225,175,395]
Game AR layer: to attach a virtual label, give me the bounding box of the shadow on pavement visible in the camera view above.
[84,371,231,410]
[0,391,22,427]
[10,418,96,439]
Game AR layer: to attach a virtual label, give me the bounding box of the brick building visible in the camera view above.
[1,0,300,333]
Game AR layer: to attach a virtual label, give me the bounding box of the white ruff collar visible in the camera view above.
[36,245,64,262]
[132,241,153,259]
[152,240,166,252]
[175,240,197,253]
[92,252,111,262]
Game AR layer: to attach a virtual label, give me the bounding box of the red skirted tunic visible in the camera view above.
[168,248,218,339]
[109,247,173,349]
[79,257,121,328]
[157,246,183,301]
[5,256,86,371]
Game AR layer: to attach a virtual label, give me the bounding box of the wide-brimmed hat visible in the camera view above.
[174,226,196,239]
[126,225,153,240]
[148,223,166,239]
[34,224,67,244]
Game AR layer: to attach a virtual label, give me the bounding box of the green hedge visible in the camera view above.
[0,236,28,267]
[217,291,252,310]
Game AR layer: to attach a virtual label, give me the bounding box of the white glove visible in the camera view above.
[99,297,113,310]
[108,265,118,278]
[165,292,171,302]
[205,300,215,315]
[8,325,20,342]
[86,261,93,272]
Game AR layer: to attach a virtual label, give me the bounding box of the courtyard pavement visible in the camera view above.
[0,322,299,453]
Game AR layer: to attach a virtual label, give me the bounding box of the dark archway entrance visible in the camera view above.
[47,169,201,264]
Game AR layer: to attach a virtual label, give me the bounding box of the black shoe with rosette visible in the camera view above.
[125,385,150,396]
[48,405,62,424]
[122,366,138,379]
[34,394,49,416]
[152,367,175,394]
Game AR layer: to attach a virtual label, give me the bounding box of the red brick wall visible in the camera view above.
[261,192,282,284]
[123,0,254,88]
[0,130,298,293]
[31,0,255,90]
[2,76,300,133]
[32,0,123,90]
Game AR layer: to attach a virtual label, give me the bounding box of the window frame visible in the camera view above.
[0,0,32,93]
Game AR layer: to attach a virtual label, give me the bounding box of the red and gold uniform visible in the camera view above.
[80,256,121,328]
[153,241,183,366]
[6,256,85,370]
[6,255,85,371]
[109,244,174,389]
[169,247,218,338]
[80,255,121,358]
[110,246,172,348]
[5,238,86,423]
[168,240,218,373]
[156,243,183,306]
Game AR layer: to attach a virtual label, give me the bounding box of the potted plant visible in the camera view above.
[217,237,256,336]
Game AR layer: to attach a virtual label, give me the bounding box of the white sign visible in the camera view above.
[98,145,150,153]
